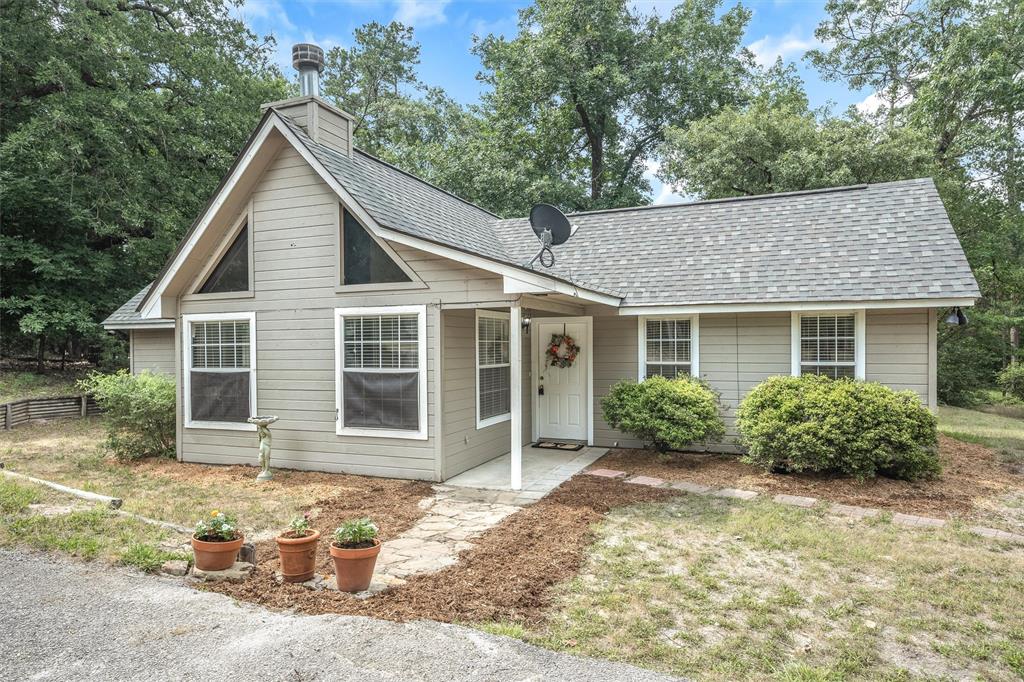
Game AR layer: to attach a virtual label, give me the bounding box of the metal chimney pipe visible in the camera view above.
[292,43,324,98]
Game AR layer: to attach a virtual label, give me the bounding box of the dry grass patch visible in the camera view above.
[0,418,428,536]
[517,494,1024,681]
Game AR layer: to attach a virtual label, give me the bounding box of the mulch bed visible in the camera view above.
[593,436,1020,518]
[208,475,680,624]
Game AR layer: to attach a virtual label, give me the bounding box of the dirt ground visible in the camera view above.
[209,475,681,623]
[592,435,1021,519]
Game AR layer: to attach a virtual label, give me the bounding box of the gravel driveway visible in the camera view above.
[0,549,678,681]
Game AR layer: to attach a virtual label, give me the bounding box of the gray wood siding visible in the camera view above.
[130,329,176,377]
[177,145,511,481]
[440,309,510,479]
[592,315,642,448]
[866,308,931,404]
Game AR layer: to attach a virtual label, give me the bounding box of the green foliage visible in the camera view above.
[736,375,940,481]
[0,0,288,362]
[937,312,1006,406]
[284,513,313,538]
[0,479,41,515]
[333,518,378,547]
[78,370,175,461]
[193,510,239,542]
[997,364,1024,402]
[601,375,725,453]
[472,0,751,211]
[118,542,190,573]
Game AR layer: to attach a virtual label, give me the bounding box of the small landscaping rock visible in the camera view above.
[237,542,256,565]
[160,560,190,577]
[191,561,255,583]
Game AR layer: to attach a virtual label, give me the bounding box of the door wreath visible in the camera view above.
[546,333,581,368]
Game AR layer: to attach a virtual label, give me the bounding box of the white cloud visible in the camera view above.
[855,91,885,116]
[394,0,450,28]
[236,0,296,33]
[644,159,689,205]
[747,29,819,67]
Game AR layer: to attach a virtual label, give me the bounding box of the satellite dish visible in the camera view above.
[527,203,576,268]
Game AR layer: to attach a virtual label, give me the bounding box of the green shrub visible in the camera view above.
[736,375,939,481]
[601,375,725,453]
[78,370,175,461]
[996,364,1024,402]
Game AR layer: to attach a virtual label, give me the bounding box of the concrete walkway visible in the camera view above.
[0,549,678,681]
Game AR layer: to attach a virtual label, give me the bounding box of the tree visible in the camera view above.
[659,64,936,197]
[0,0,287,366]
[473,0,751,211]
[808,0,1024,398]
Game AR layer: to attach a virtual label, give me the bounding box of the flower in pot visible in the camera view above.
[329,518,380,593]
[192,510,244,571]
[275,513,320,583]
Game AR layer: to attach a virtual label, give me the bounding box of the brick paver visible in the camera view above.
[829,503,880,519]
[713,487,758,500]
[586,468,627,478]
[773,494,818,508]
[624,475,666,487]
[670,481,712,495]
[969,526,1024,543]
[891,512,946,528]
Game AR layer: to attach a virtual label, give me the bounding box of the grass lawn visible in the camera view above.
[0,369,88,404]
[0,418,377,537]
[938,405,1024,466]
[502,495,1024,681]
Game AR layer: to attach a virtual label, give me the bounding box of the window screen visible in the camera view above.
[198,226,249,293]
[477,314,510,422]
[189,319,252,423]
[341,313,420,431]
[800,314,856,379]
[645,319,691,379]
[342,210,411,285]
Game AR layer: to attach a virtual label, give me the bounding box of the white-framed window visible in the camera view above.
[476,309,511,429]
[638,316,699,379]
[182,312,256,430]
[791,310,866,380]
[334,305,428,440]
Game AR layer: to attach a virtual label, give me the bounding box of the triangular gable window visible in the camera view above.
[343,209,411,285]
[199,225,249,294]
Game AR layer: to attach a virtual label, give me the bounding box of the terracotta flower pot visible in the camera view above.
[329,539,381,592]
[275,529,321,583]
[191,534,244,571]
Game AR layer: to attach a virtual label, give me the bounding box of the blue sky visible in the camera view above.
[237,0,870,204]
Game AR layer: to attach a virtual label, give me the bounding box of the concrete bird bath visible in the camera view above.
[247,415,279,482]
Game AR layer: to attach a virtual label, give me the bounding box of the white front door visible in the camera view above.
[535,319,588,441]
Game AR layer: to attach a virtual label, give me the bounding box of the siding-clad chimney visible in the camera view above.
[260,43,354,156]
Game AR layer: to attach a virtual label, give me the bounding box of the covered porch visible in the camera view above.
[439,292,612,491]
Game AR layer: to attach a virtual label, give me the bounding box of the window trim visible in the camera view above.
[334,204,427,294]
[790,309,866,380]
[334,304,428,440]
[637,315,699,380]
[475,309,512,430]
[182,311,257,431]
[183,205,255,300]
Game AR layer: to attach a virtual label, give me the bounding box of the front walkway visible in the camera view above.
[445,444,608,499]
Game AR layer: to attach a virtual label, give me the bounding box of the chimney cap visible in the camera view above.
[292,43,324,73]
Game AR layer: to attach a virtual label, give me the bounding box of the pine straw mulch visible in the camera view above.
[207,475,681,624]
[592,435,1021,519]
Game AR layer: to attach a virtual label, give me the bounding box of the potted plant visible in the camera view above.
[275,513,320,583]
[192,510,244,571]
[329,518,380,592]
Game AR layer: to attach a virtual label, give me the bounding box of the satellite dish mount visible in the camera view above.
[526,203,575,269]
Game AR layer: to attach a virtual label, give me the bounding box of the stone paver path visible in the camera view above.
[591,468,1024,545]
[374,492,520,580]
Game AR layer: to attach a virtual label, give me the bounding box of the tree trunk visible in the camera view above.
[590,135,603,202]
[36,335,46,373]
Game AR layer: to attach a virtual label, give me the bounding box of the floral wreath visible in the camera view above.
[546,333,581,368]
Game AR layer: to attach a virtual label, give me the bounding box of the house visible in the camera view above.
[102,44,979,490]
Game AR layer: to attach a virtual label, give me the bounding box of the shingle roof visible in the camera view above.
[489,179,980,306]
[102,284,170,328]
[109,111,980,327]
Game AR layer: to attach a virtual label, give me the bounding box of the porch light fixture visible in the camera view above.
[945,307,968,326]
[521,315,532,332]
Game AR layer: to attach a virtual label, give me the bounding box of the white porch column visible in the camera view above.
[510,300,522,491]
